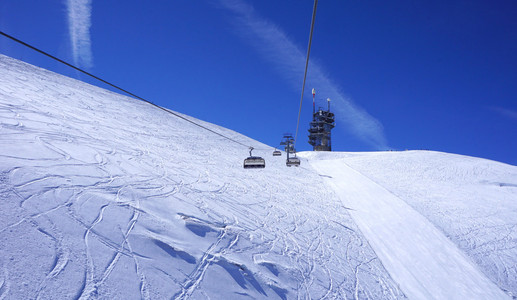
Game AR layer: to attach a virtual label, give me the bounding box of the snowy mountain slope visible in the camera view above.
[1,54,516,300]
[306,154,512,299]
[0,55,406,299]
[339,151,517,298]
[302,150,517,298]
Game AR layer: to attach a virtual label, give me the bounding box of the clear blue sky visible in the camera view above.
[1,0,516,165]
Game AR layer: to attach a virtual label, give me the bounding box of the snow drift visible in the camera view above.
[0,54,516,299]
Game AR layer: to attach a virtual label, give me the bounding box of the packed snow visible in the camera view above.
[0,54,516,299]
[305,153,513,299]
[339,151,517,298]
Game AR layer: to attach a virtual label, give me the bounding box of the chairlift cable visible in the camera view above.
[0,30,261,151]
[293,0,318,150]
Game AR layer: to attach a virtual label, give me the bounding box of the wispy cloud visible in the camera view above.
[65,0,93,68]
[219,0,388,149]
[491,106,517,121]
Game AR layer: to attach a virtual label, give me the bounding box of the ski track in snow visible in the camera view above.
[0,55,406,299]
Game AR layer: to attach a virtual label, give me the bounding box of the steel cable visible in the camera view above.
[294,0,318,150]
[0,30,261,150]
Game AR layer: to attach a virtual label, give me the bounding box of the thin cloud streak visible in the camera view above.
[66,0,93,68]
[491,106,517,121]
[219,0,388,149]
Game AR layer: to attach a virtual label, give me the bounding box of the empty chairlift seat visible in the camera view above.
[244,147,265,169]
[244,156,266,168]
[286,156,300,167]
[273,150,282,156]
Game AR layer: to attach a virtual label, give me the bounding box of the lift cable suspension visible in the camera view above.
[293,0,318,149]
[0,30,258,150]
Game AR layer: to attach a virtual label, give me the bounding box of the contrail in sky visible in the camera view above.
[65,0,93,68]
[219,0,388,149]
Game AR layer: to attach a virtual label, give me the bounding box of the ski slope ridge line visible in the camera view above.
[309,158,510,300]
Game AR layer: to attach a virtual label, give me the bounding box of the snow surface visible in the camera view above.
[307,155,512,299]
[0,55,405,299]
[0,54,515,299]
[338,151,517,298]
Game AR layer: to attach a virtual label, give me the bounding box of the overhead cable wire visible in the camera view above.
[294,0,318,149]
[0,30,257,150]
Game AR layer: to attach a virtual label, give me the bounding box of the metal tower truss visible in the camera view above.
[308,107,335,151]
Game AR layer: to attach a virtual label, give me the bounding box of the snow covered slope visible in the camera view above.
[338,151,517,298]
[305,152,516,299]
[1,54,515,299]
[0,55,406,299]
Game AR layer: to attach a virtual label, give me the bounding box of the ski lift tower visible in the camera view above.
[280,133,300,167]
[308,89,335,151]
[280,133,295,154]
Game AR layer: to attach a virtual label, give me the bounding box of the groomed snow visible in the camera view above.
[340,151,517,298]
[1,54,516,299]
[307,155,512,299]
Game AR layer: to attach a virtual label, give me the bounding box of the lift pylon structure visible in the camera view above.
[308,90,335,151]
[280,134,300,167]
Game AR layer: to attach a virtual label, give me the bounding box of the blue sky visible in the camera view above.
[1,0,516,165]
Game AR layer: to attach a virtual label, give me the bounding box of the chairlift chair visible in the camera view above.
[244,147,265,169]
[273,149,281,156]
[286,156,300,167]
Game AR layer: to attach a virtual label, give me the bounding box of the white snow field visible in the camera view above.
[0,55,405,299]
[330,151,517,299]
[0,54,515,299]
[306,153,515,299]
